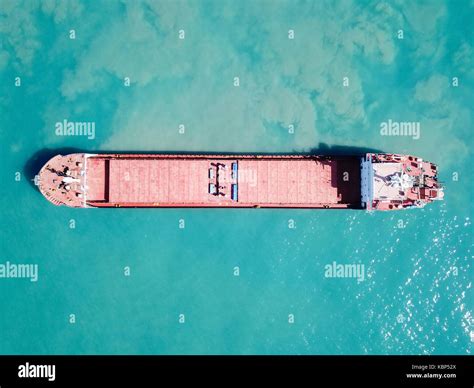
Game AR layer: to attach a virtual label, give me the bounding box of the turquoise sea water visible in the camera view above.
[0,0,472,354]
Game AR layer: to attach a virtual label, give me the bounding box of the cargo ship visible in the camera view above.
[37,153,443,210]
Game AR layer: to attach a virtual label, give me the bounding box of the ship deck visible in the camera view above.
[86,155,362,208]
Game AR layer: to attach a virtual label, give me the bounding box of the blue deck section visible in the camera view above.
[360,155,374,210]
[231,184,238,201]
[231,162,238,181]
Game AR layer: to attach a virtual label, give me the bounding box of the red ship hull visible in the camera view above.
[37,153,443,210]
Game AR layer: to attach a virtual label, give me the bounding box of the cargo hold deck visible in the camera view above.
[85,155,362,208]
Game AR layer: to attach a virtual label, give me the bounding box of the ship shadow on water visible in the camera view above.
[307,143,383,156]
[24,143,384,190]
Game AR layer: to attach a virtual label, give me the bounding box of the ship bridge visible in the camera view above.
[361,153,444,210]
